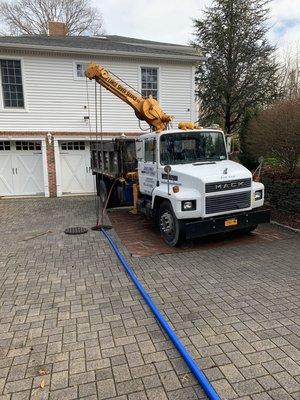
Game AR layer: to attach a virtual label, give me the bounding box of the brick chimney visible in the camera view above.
[48,21,67,36]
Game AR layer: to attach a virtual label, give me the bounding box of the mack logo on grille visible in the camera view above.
[206,178,251,193]
[216,181,246,190]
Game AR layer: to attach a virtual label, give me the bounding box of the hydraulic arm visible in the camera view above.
[86,63,173,132]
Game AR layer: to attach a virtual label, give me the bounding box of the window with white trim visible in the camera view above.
[76,63,89,78]
[0,141,10,151]
[61,141,85,150]
[144,138,156,162]
[15,141,41,151]
[141,67,158,99]
[0,59,24,108]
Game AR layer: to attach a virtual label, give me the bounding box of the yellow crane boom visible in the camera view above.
[85,63,173,132]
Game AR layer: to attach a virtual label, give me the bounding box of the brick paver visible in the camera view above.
[0,197,299,400]
[108,209,288,258]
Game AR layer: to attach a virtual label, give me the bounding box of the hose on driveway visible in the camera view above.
[101,228,221,400]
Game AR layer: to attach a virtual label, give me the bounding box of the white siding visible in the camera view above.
[160,63,193,127]
[0,54,195,132]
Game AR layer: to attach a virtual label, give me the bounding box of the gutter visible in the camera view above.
[0,42,204,63]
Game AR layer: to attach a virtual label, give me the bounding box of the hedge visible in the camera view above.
[262,176,300,214]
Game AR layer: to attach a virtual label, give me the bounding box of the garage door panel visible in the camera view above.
[0,154,14,195]
[60,141,94,194]
[0,141,45,196]
[14,153,44,195]
[61,153,87,193]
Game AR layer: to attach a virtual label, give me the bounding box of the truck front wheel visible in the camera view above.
[159,201,185,247]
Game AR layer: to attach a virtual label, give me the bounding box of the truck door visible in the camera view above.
[138,137,157,196]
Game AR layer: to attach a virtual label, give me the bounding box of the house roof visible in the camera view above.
[0,34,202,62]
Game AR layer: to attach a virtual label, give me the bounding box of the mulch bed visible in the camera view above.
[269,206,300,230]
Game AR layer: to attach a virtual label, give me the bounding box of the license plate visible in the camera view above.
[225,218,238,227]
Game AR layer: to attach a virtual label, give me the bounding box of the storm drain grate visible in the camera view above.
[64,227,88,235]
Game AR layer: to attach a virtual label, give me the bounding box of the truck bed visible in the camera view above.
[91,138,137,178]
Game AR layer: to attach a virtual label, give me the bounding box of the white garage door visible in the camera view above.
[60,141,94,194]
[0,141,44,196]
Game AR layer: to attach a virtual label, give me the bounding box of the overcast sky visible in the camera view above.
[97,0,300,50]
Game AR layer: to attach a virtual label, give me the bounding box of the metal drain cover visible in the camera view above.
[64,227,88,235]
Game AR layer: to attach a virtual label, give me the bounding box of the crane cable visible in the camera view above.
[95,80,102,225]
[98,82,108,227]
[86,71,129,230]
[138,120,150,132]
[85,76,99,223]
[85,76,104,227]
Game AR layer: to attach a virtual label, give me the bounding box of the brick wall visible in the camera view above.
[46,139,57,197]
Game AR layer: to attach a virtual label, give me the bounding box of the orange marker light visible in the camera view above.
[172,186,180,193]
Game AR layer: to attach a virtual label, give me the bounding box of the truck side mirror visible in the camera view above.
[164,165,171,174]
[226,136,232,154]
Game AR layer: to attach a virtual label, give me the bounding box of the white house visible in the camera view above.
[0,22,202,197]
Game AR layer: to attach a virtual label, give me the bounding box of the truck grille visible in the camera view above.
[205,178,251,193]
[206,191,251,215]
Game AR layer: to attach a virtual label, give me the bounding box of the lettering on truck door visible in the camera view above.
[139,137,157,196]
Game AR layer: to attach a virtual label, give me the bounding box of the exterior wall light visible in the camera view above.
[47,132,53,145]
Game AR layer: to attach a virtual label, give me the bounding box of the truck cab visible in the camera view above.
[136,128,269,246]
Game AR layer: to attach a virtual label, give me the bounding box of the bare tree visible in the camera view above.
[245,96,300,176]
[0,0,104,36]
[278,42,300,99]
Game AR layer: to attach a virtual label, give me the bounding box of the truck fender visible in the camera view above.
[152,194,169,211]
[152,191,173,226]
[151,186,172,210]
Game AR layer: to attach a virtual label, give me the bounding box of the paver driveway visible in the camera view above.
[0,196,299,400]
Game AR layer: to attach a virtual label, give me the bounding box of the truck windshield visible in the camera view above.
[160,130,227,165]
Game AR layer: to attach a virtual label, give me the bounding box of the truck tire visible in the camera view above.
[158,201,185,247]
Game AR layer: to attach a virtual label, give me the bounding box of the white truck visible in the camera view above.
[86,63,270,246]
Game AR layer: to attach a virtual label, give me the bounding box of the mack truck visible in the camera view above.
[86,63,271,246]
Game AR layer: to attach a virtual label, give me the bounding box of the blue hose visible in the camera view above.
[101,229,221,400]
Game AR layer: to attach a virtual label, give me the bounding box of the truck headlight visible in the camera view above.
[182,200,196,211]
[255,190,263,200]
